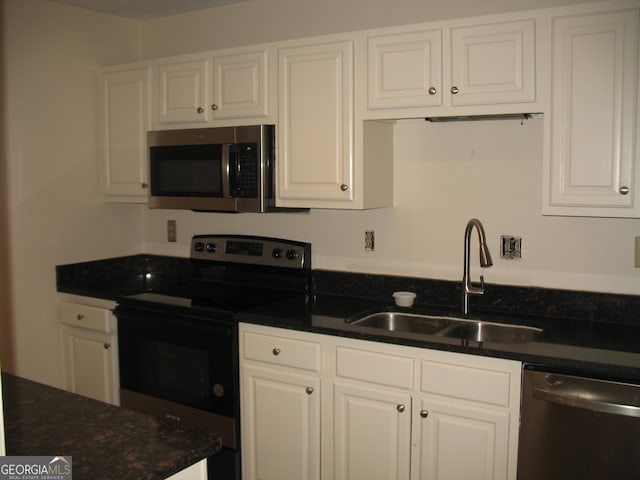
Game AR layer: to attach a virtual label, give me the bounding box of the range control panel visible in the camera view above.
[191,235,311,270]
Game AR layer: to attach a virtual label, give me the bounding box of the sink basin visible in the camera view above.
[440,322,542,344]
[348,312,451,335]
[347,311,542,344]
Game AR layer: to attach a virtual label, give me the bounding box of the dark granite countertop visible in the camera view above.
[237,294,640,381]
[1,374,222,480]
[56,255,640,381]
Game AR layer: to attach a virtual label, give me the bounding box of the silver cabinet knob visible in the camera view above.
[272,348,281,356]
[397,404,405,413]
[428,87,437,95]
[141,182,148,189]
[450,86,459,95]
[76,314,84,321]
[340,184,349,192]
[197,107,204,114]
[420,410,429,418]
[306,387,314,395]
[103,343,111,350]
[211,104,219,111]
[619,186,630,195]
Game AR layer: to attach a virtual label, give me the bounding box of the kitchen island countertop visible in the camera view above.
[1,373,222,480]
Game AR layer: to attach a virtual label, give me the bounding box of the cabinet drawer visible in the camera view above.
[243,331,321,372]
[420,359,511,407]
[59,302,115,333]
[336,346,414,390]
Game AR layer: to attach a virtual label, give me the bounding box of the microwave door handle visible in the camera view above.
[221,144,231,197]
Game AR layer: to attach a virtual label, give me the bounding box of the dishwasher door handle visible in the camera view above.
[533,387,640,418]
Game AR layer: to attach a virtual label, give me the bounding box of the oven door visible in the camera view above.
[116,305,238,449]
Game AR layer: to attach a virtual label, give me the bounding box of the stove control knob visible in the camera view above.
[272,248,283,259]
[286,249,298,260]
[194,242,205,252]
[205,243,217,253]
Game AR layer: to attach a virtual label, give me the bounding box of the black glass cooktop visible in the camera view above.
[119,279,306,317]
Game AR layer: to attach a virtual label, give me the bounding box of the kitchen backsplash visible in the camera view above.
[57,255,640,327]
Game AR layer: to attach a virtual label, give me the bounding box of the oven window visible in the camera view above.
[141,340,210,407]
[150,144,223,197]
[118,310,235,418]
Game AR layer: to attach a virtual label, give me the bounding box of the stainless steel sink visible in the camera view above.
[347,311,542,344]
[349,312,452,335]
[440,321,542,344]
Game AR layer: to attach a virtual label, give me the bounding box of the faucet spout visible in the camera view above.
[462,218,493,315]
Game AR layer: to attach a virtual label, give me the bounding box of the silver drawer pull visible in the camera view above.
[272,348,281,356]
[420,409,429,418]
[76,314,85,321]
[397,404,405,413]
[306,387,314,395]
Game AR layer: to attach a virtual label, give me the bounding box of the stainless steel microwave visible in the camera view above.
[148,125,299,213]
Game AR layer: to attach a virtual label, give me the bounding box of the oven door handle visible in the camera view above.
[533,387,640,418]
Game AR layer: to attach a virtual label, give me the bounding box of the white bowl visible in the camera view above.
[392,291,416,307]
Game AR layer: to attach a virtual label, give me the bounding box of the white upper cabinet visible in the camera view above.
[543,6,640,217]
[368,29,443,110]
[450,19,536,107]
[277,40,354,204]
[101,65,151,202]
[364,17,538,118]
[157,58,210,124]
[155,47,273,128]
[212,50,269,120]
[276,37,394,209]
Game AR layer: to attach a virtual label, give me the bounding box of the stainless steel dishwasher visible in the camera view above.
[518,366,640,480]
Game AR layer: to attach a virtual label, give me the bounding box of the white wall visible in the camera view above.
[1,0,143,383]
[144,118,640,295]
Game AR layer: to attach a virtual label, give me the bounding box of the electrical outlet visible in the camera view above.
[500,235,522,260]
[365,230,375,251]
[167,220,177,242]
[635,237,640,268]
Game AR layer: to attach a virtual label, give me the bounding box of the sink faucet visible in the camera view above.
[462,218,493,315]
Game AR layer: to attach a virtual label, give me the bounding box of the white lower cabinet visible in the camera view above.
[240,327,322,480]
[59,301,119,405]
[334,382,412,480]
[417,397,510,480]
[240,323,521,480]
[166,459,208,480]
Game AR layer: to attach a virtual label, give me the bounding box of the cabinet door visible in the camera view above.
[62,325,118,405]
[277,40,354,205]
[368,29,443,110]
[546,9,639,214]
[450,19,535,106]
[241,364,320,480]
[212,50,269,120]
[334,382,411,480]
[158,59,209,124]
[416,396,510,480]
[102,67,150,201]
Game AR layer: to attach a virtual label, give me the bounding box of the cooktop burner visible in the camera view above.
[118,235,312,318]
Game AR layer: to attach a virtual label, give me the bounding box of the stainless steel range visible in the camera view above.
[114,235,311,480]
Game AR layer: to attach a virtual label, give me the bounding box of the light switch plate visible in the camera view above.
[635,237,640,268]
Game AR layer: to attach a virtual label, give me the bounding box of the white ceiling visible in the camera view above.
[49,0,251,19]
